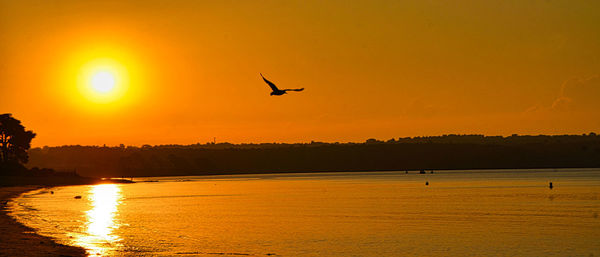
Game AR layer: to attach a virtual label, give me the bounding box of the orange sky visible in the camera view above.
[1,0,599,147]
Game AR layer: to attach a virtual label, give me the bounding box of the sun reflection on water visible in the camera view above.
[74,184,123,256]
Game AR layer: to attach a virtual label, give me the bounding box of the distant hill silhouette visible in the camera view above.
[27,134,600,178]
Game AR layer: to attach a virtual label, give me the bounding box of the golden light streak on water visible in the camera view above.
[74,184,122,256]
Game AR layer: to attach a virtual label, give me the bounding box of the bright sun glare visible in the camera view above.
[75,184,122,256]
[91,71,116,93]
[76,57,131,105]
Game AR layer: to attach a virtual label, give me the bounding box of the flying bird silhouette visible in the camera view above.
[260,73,304,96]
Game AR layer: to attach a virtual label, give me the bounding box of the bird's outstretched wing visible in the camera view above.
[260,73,279,91]
[283,88,304,92]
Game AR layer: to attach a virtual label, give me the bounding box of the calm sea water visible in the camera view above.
[8,169,600,256]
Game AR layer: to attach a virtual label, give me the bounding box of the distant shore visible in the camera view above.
[0,176,133,256]
[28,134,600,178]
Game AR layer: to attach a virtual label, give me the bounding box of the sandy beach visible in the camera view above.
[0,186,86,257]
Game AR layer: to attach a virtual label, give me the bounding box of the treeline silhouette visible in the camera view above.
[27,134,600,178]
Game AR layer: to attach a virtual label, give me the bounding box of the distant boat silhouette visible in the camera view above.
[425,181,429,186]
[74,195,82,199]
[260,73,304,96]
[549,182,553,189]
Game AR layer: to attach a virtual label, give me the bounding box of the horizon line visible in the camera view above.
[31,132,599,148]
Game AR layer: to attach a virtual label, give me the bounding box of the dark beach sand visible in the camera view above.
[0,186,87,257]
[0,176,133,256]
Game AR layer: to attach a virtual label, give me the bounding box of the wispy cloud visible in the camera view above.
[525,75,600,114]
[403,98,442,118]
[551,75,600,112]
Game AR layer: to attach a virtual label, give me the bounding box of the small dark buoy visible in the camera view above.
[430,170,434,174]
[549,182,553,189]
[50,191,54,194]
[74,195,82,199]
[425,181,429,186]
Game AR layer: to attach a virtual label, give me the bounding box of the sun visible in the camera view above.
[77,58,130,104]
[91,71,116,93]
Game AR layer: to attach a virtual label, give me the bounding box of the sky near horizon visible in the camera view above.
[1,0,599,147]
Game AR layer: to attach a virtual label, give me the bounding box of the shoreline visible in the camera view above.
[0,176,131,257]
[125,166,597,180]
[0,186,87,257]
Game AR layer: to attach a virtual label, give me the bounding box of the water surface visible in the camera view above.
[9,169,600,256]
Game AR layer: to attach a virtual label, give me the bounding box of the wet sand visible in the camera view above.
[0,186,86,257]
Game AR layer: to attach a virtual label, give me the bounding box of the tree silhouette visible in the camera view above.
[0,114,36,172]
